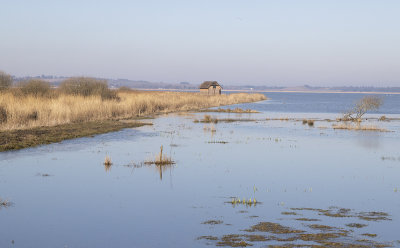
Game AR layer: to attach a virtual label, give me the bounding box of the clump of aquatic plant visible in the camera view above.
[208,140,228,144]
[202,220,223,225]
[145,145,175,165]
[230,197,258,207]
[0,198,12,208]
[104,155,112,166]
[345,223,368,228]
[104,155,112,172]
[378,115,387,121]
[201,114,218,123]
[302,119,314,126]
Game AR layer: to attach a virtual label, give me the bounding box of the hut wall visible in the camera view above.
[208,85,222,95]
[200,88,209,94]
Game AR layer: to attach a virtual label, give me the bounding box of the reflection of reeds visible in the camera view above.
[104,155,112,172]
[203,124,216,133]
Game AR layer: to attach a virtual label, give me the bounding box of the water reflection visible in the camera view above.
[155,164,174,180]
[104,162,112,172]
[355,131,382,150]
[124,162,174,181]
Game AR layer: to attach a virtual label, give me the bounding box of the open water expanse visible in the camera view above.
[1,92,400,247]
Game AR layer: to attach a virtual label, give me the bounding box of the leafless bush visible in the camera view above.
[118,86,133,92]
[59,77,119,100]
[0,71,12,91]
[343,96,383,122]
[17,79,51,97]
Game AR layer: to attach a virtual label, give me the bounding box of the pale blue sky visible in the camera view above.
[1,0,399,86]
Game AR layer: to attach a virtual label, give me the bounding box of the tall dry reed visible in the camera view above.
[0,91,266,131]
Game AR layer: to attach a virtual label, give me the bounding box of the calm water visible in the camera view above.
[1,93,400,247]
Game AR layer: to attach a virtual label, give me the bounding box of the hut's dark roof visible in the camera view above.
[199,81,221,89]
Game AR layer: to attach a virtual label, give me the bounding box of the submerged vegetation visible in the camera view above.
[198,206,394,247]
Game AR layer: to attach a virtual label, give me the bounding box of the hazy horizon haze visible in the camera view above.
[1,0,399,86]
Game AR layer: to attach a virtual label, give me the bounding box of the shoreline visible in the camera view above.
[0,95,266,152]
[0,120,152,152]
[136,88,400,95]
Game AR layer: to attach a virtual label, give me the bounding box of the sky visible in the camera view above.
[0,0,399,86]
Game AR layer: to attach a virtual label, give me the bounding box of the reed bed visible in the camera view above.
[0,91,266,131]
[332,123,388,132]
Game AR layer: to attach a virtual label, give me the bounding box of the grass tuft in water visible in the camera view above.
[144,146,175,165]
[229,197,258,207]
[0,198,12,208]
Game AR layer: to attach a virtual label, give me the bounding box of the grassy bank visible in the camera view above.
[0,90,266,131]
[0,89,266,151]
[0,120,151,151]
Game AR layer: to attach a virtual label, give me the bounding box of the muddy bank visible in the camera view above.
[0,120,151,152]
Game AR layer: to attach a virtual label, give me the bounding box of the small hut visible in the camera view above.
[199,81,222,95]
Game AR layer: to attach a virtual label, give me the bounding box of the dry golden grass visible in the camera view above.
[144,145,175,165]
[332,123,388,132]
[0,91,266,131]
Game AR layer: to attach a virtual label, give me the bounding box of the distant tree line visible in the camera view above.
[0,71,118,100]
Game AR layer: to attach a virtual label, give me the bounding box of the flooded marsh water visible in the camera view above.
[1,93,400,247]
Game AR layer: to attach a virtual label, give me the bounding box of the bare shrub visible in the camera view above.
[17,79,51,97]
[343,96,383,122]
[118,86,133,92]
[378,115,387,121]
[59,77,119,100]
[0,71,12,91]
